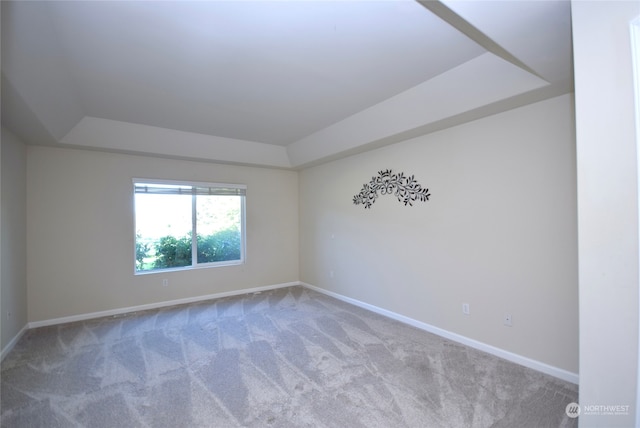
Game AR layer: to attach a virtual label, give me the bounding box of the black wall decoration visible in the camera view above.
[353,169,431,209]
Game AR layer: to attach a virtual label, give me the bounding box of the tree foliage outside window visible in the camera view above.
[134,180,245,273]
[135,233,151,270]
[197,228,242,264]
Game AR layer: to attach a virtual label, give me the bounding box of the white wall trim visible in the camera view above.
[301,282,579,385]
[28,282,298,329]
[15,280,579,385]
[1,323,28,362]
[631,15,640,428]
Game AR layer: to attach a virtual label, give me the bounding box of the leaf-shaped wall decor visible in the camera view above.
[353,169,431,209]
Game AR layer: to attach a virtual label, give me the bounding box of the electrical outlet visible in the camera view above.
[503,313,512,327]
[162,278,168,287]
[462,303,470,315]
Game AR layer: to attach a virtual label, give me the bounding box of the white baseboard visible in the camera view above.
[28,282,299,329]
[1,323,28,362]
[301,282,579,385]
[17,280,580,385]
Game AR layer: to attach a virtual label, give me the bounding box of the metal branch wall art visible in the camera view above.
[353,169,431,209]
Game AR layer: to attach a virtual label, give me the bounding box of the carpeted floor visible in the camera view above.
[1,286,578,427]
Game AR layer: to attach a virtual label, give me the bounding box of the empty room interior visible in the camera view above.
[2,0,639,427]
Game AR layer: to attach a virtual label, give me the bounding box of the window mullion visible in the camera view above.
[192,192,198,266]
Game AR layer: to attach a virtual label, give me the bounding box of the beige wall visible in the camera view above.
[1,127,28,352]
[299,94,578,374]
[573,1,640,426]
[26,146,299,322]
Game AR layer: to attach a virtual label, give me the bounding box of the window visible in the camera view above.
[134,179,246,273]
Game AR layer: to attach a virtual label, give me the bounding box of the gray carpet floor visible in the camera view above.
[1,286,578,427]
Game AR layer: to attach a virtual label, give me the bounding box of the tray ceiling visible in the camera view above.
[1,1,573,169]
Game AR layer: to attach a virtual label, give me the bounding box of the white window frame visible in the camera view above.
[133,178,247,274]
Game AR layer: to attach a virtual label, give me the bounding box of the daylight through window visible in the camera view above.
[134,180,246,273]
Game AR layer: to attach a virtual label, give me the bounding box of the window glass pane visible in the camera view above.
[196,195,242,264]
[135,193,192,271]
[134,179,245,273]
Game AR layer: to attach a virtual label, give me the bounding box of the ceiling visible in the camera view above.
[1,0,573,169]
